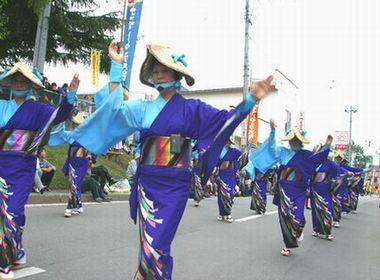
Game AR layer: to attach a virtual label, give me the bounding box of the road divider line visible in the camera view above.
[235,210,277,222]
[14,267,46,279]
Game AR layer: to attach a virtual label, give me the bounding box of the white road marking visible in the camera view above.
[14,267,45,279]
[235,210,278,222]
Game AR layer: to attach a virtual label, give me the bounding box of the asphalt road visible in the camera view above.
[18,195,380,280]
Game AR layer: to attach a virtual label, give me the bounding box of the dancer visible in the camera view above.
[48,113,95,218]
[0,62,76,279]
[243,120,330,256]
[69,41,277,279]
[215,140,241,222]
[309,140,340,240]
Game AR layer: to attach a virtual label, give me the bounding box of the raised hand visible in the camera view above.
[108,40,123,64]
[249,75,278,102]
[69,74,80,92]
[324,134,333,146]
[269,118,277,130]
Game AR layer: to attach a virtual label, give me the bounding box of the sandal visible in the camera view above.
[225,215,233,223]
[280,248,290,256]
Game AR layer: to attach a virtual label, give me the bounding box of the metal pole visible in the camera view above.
[243,0,251,99]
[345,105,357,165]
[120,0,127,45]
[33,1,51,73]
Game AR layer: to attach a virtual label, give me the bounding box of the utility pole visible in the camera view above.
[33,1,52,73]
[345,106,357,165]
[243,0,252,99]
[120,0,127,45]
[241,0,252,147]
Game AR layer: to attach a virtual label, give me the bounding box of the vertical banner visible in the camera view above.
[298,111,305,131]
[122,0,144,89]
[90,49,101,86]
[246,105,259,145]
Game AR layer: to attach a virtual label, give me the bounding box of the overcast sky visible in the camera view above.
[45,0,380,156]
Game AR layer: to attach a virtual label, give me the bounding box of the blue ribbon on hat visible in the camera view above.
[171,53,188,67]
[32,66,44,82]
[0,67,11,80]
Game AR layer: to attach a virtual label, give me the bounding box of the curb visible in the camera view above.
[27,192,130,205]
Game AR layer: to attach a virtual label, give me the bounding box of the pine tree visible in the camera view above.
[0,0,121,72]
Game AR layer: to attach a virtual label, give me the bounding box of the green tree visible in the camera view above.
[0,0,121,72]
[349,143,373,168]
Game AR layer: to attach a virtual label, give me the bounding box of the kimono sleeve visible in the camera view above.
[52,95,74,125]
[70,85,144,154]
[198,95,256,185]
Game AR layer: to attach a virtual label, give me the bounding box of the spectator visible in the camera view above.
[58,83,69,95]
[81,166,111,202]
[42,76,50,88]
[33,157,47,194]
[127,153,139,186]
[91,164,117,189]
[37,148,56,191]
[50,82,58,92]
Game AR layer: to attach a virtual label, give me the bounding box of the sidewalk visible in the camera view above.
[27,190,130,205]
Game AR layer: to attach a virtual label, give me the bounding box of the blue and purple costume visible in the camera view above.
[243,128,329,249]
[0,97,72,268]
[215,147,241,217]
[69,81,255,279]
[309,159,341,237]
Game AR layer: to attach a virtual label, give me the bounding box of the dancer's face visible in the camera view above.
[11,72,30,91]
[152,63,177,84]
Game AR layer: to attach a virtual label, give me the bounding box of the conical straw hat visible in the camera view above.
[281,127,310,144]
[140,45,195,88]
[0,62,44,89]
[331,149,346,161]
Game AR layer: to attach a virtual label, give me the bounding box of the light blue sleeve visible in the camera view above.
[219,147,228,160]
[0,100,19,128]
[241,93,256,114]
[70,85,144,154]
[244,128,294,179]
[48,123,74,146]
[94,84,110,109]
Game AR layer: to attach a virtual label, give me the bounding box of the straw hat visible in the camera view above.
[0,62,44,89]
[140,45,195,88]
[72,111,89,124]
[331,149,346,161]
[281,127,310,144]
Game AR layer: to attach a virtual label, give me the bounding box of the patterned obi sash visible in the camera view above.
[312,172,331,183]
[0,129,36,152]
[220,160,233,170]
[141,135,192,167]
[280,167,302,182]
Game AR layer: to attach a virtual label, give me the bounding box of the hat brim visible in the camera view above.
[332,150,346,161]
[282,129,310,144]
[0,62,44,89]
[140,45,195,88]
[72,112,89,124]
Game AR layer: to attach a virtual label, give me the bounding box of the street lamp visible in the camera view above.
[345,106,357,165]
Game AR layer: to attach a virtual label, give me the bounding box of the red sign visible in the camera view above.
[335,131,348,150]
